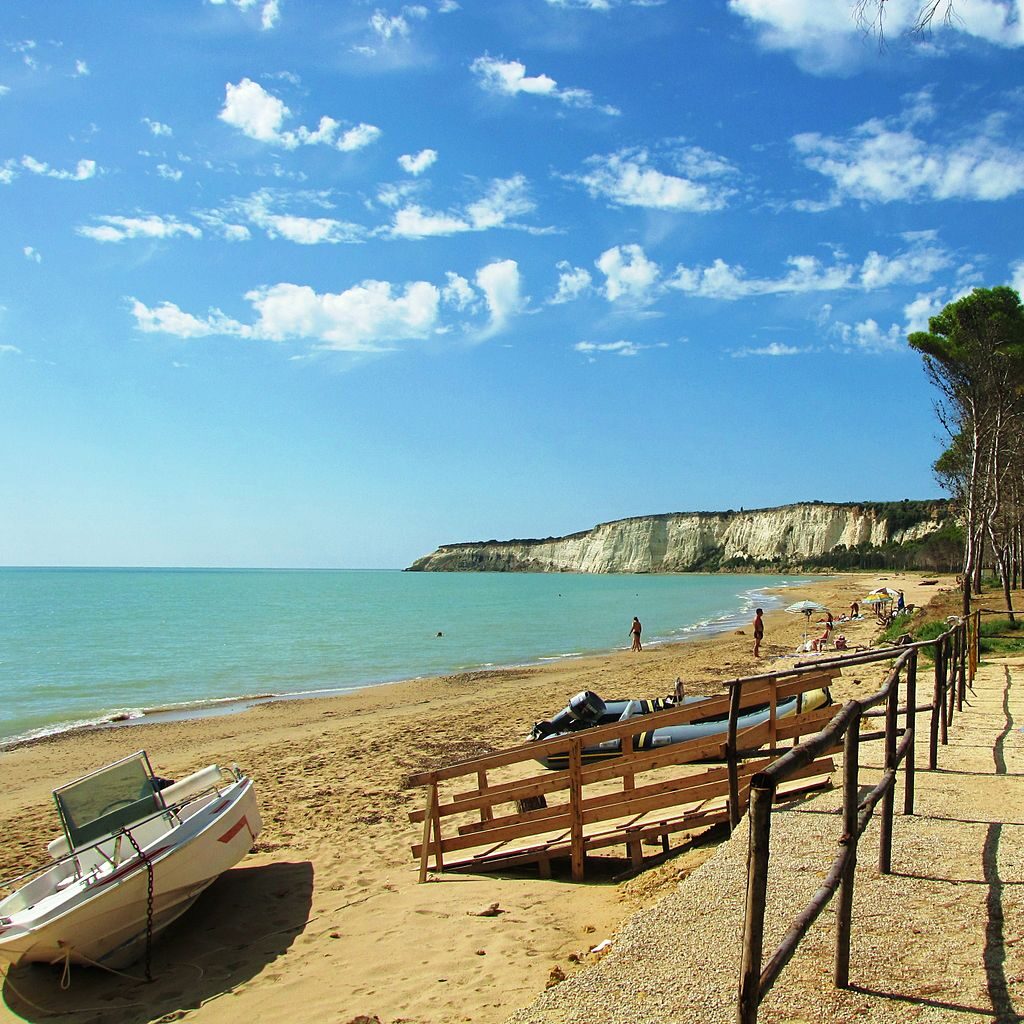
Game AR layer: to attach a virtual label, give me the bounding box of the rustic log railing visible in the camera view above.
[736,615,977,1024]
[408,667,841,882]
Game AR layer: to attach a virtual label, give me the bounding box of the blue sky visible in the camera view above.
[2,0,1023,569]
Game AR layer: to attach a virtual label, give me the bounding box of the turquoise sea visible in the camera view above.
[0,568,811,748]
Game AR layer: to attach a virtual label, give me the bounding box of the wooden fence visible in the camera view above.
[408,667,841,881]
[735,612,979,1024]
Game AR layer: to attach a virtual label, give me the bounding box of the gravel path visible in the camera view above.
[507,656,1024,1024]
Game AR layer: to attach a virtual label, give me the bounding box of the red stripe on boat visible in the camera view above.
[217,815,251,844]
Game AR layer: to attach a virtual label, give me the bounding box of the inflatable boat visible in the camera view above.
[530,687,831,770]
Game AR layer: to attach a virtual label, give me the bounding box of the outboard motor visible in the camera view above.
[531,690,606,739]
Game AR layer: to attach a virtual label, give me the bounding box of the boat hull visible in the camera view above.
[0,778,261,969]
[535,689,830,770]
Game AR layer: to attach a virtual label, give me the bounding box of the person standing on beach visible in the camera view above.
[630,616,642,651]
[753,608,764,658]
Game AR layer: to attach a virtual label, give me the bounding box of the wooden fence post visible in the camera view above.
[958,621,968,703]
[835,705,861,988]
[946,635,956,726]
[929,637,941,770]
[419,781,441,882]
[727,681,743,831]
[938,636,949,747]
[903,649,917,817]
[878,681,898,875]
[737,779,774,1024]
[569,737,585,882]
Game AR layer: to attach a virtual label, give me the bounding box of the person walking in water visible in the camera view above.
[753,608,764,658]
[630,616,643,651]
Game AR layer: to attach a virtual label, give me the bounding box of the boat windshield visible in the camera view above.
[54,751,166,851]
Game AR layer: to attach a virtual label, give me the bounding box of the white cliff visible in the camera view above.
[406,502,951,573]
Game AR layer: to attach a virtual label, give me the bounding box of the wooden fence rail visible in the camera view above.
[408,667,841,881]
[735,614,979,1024]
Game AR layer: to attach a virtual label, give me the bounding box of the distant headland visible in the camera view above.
[406,500,957,573]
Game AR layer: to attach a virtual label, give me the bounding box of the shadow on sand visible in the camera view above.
[2,860,314,1024]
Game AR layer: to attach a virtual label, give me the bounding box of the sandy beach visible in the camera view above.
[0,571,952,1024]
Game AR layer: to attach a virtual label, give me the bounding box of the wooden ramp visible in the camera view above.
[408,668,841,880]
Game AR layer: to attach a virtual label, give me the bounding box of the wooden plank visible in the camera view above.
[418,783,439,882]
[773,705,838,743]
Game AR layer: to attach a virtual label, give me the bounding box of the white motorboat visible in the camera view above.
[0,750,262,971]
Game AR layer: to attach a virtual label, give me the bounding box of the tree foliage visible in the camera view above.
[909,286,1024,618]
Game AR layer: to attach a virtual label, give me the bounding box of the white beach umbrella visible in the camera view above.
[785,600,827,643]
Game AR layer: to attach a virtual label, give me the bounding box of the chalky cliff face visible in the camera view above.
[407,503,948,573]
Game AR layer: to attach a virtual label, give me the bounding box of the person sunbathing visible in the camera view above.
[811,626,832,652]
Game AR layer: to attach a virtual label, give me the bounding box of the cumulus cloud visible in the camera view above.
[219,78,381,152]
[398,148,438,175]
[1011,260,1024,297]
[73,59,89,76]
[20,156,97,181]
[77,214,202,243]
[574,339,644,357]
[389,174,534,238]
[567,146,735,212]
[157,164,183,181]
[793,116,1024,205]
[23,246,41,263]
[131,259,524,349]
[471,55,619,114]
[667,235,952,299]
[475,259,524,335]
[550,261,593,304]
[596,244,660,303]
[730,0,1024,74]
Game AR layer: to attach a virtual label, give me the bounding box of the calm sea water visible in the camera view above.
[0,568,810,747]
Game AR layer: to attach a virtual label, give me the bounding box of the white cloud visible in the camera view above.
[208,0,282,30]
[668,236,952,299]
[143,118,173,137]
[77,214,202,243]
[398,148,438,175]
[23,246,41,263]
[389,175,534,237]
[442,272,477,311]
[731,342,804,358]
[794,120,1024,205]
[568,146,734,212]
[337,123,382,151]
[596,244,660,303]
[236,190,367,244]
[0,85,9,97]
[219,78,380,152]
[475,259,524,334]
[1011,260,1024,297]
[220,78,289,142]
[157,164,183,181]
[371,11,411,40]
[731,0,1024,73]
[550,261,593,304]
[575,339,644,357]
[21,156,97,181]
[0,162,15,185]
[392,205,470,237]
[0,344,23,356]
[471,55,618,114]
[465,174,533,228]
[131,299,236,338]
[73,59,89,76]
[437,0,460,10]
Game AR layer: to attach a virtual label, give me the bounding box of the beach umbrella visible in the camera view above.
[785,600,826,643]
[868,587,900,599]
[861,594,892,604]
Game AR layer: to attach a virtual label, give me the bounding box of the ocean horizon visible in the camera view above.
[0,567,813,748]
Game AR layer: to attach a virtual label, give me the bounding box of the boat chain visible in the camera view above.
[122,828,154,982]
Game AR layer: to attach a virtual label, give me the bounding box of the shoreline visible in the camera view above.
[0,570,955,1024]
[0,573,815,752]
